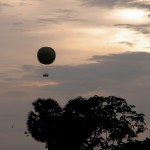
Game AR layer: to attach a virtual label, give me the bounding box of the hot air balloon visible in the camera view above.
[37,47,56,77]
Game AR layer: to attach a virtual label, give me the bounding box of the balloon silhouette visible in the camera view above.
[37,47,56,65]
[37,47,56,77]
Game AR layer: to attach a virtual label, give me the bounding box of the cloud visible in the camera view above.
[0,2,12,7]
[1,52,150,115]
[0,2,13,11]
[36,9,82,25]
[18,0,46,6]
[4,52,150,105]
[115,23,150,35]
[81,0,150,10]
[119,41,135,47]
[3,52,150,98]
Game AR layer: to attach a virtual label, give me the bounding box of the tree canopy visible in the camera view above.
[26,96,147,150]
[114,138,150,150]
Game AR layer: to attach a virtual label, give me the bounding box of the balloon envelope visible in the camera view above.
[37,47,56,65]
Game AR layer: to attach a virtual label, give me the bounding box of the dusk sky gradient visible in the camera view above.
[1,0,150,149]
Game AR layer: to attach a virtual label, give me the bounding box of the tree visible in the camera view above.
[114,138,150,150]
[26,96,147,150]
[62,97,98,150]
[81,96,147,150]
[26,98,62,150]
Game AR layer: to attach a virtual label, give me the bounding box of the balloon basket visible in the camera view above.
[43,73,49,77]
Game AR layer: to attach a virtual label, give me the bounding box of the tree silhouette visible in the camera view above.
[26,98,62,150]
[81,96,147,150]
[26,96,147,150]
[62,97,98,150]
[114,138,150,150]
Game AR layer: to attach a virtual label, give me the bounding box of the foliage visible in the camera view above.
[26,98,62,149]
[26,96,147,150]
[81,96,147,150]
[114,138,150,150]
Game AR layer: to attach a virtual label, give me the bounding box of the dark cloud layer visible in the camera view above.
[81,0,150,10]
[18,51,150,106]
[2,52,150,105]
[49,52,150,122]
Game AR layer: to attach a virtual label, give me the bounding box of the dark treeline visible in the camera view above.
[25,95,148,150]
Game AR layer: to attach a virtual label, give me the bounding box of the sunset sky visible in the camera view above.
[1,0,150,149]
